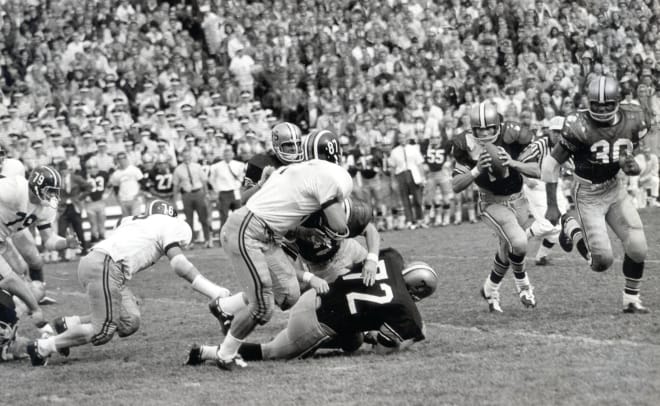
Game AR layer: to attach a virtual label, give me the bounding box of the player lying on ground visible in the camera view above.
[0,288,31,361]
[186,248,438,365]
[542,75,650,313]
[27,200,231,366]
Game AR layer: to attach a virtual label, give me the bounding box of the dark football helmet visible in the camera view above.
[469,102,501,144]
[402,261,439,301]
[28,166,61,208]
[587,75,620,122]
[272,122,304,164]
[148,199,177,217]
[302,129,342,165]
[345,197,374,237]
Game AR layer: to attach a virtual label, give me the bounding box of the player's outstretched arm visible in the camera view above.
[452,155,489,193]
[167,246,229,299]
[361,223,381,287]
[0,272,45,328]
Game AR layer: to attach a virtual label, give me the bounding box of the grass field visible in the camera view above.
[4,209,660,406]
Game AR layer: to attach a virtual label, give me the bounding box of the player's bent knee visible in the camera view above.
[90,326,117,346]
[251,304,274,325]
[624,235,647,263]
[276,290,300,311]
[590,253,613,272]
[509,238,527,257]
[117,316,140,338]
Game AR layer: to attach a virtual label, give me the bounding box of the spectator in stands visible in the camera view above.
[109,151,144,217]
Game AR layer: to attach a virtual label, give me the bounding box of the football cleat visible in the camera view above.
[480,287,503,313]
[52,317,70,357]
[216,354,247,371]
[209,298,234,336]
[518,285,536,308]
[535,256,549,266]
[185,344,204,366]
[558,213,575,252]
[27,341,48,366]
[622,293,650,314]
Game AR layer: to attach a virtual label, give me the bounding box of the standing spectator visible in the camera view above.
[89,140,116,173]
[173,148,212,248]
[388,134,427,229]
[57,161,91,260]
[228,44,255,92]
[109,152,144,216]
[83,159,110,243]
[208,147,245,234]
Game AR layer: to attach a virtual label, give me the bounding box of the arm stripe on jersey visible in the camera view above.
[164,242,180,254]
[36,224,51,230]
[320,196,340,210]
[237,212,268,322]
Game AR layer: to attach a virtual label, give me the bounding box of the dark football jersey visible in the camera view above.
[354,149,382,180]
[86,170,109,201]
[316,248,424,341]
[420,136,452,172]
[452,123,532,195]
[148,169,174,198]
[243,152,283,188]
[556,105,648,184]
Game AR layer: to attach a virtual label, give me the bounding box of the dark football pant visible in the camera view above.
[182,190,210,242]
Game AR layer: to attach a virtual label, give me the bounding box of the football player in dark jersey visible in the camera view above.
[186,248,437,364]
[239,122,304,204]
[541,75,650,313]
[143,155,175,205]
[452,102,539,313]
[354,145,388,228]
[83,160,110,243]
[0,288,30,361]
[420,134,454,226]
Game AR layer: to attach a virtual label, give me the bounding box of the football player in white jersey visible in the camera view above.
[0,151,51,303]
[27,200,231,366]
[0,166,78,333]
[214,129,353,370]
[517,117,569,265]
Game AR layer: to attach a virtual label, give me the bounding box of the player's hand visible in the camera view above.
[65,230,81,249]
[309,275,329,295]
[496,146,511,167]
[545,204,561,226]
[361,258,377,287]
[476,151,492,172]
[619,153,641,175]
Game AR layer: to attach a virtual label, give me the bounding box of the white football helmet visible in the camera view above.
[271,122,304,164]
[402,261,439,301]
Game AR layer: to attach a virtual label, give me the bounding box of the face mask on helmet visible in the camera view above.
[587,76,620,123]
[588,100,619,122]
[470,103,500,145]
[402,261,439,301]
[272,123,304,164]
[29,167,61,209]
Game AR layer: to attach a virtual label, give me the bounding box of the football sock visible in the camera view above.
[623,254,644,296]
[238,342,264,361]
[192,275,230,299]
[29,266,44,282]
[217,331,244,360]
[536,239,554,259]
[576,239,590,262]
[509,253,525,273]
[219,292,248,315]
[488,254,509,287]
[199,345,219,361]
[564,217,590,260]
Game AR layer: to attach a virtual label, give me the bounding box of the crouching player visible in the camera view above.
[27,200,230,366]
[187,248,437,364]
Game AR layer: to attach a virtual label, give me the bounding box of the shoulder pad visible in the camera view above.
[619,103,644,114]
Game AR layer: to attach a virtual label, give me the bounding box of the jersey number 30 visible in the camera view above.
[342,260,394,314]
[590,139,634,164]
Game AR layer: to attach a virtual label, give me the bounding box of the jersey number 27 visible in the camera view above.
[342,260,394,314]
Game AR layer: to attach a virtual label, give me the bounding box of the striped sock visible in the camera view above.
[623,254,644,295]
[489,254,509,284]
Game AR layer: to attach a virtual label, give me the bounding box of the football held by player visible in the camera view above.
[452,102,539,313]
[541,75,650,313]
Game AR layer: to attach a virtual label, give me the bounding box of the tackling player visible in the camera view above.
[213,129,353,370]
[26,200,231,366]
[0,166,79,332]
[0,288,30,361]
[186,248,438,364]
[541,75,650,313]
[452,103,538,313]
[240,122,304,203]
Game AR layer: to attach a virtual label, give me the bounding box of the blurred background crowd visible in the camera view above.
[0,0,659,257]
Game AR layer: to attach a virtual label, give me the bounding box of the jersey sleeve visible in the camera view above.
[377,307,425,346]
[35,207,57,229]
[451,134,473,176]
[519,138,549,163]
[243,162,262,187]
[313,164,353,208]
[161,218,193,252]
[558,114,583,153]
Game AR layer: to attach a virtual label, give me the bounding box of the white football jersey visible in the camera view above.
[93,214,192,278]
[0,176,56,242]
[0,158,27,178]
[246,160,353,234]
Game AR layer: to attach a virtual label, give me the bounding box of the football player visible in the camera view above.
[0,288,29,361]
[541,76,650,313]
[240,122,304,203]
[452,103,538,313]
[0,167,79,331]
[26,200,231,366]
[186,248,437,365]
[143,155,175,205]
[83,159,110,243]
[420,133,454,226]
[517,116,570,265]
[213,129,353,370]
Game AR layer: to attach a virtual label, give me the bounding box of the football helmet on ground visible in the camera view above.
[272,122,304,164]
[28,166,61,208]
[402,261,439,301]
[302,129,342,165]
[587,75,620,122]
[469,102,501,144]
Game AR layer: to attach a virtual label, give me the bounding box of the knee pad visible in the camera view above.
[590,252,614,272]
[509,237,527,257]
[275,288,300,311]
[117,315,140,338]
[624,232,647,263]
